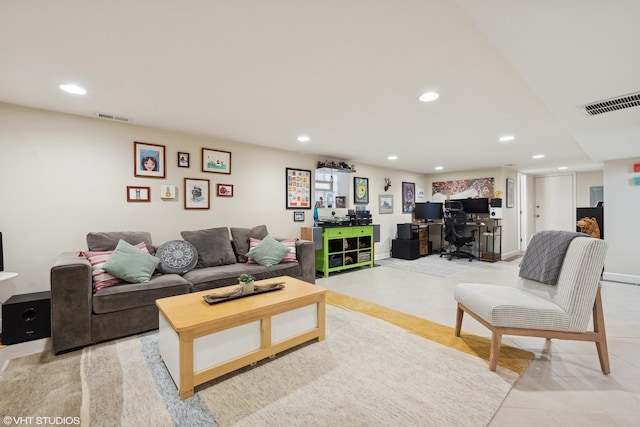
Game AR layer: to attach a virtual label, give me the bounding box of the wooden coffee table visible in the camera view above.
[156,276,326,399]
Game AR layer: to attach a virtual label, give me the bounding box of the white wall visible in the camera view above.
[603,158,640,284]
[0,103,428,299]
[576,170,603,207]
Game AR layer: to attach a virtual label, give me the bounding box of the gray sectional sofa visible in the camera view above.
[50,226,315,354]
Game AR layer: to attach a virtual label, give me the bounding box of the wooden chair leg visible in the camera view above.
[592,287,610,374]
[489,329,502,371]
[455,304,464,337]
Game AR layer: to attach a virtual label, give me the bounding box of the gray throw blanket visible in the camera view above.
[519,230,588,285]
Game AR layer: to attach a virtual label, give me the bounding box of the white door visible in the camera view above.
[517,173,528,251]
[534,174,575,232]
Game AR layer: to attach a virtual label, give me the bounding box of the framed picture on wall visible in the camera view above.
[506,178,515,208]
[178,152,189,168]
[293,211,305,222]
[160,184,176,199]
[402,181,415,213]
[184,178,210,209]
[379,194,393,214]
[202,148,231,174]
[134,141,166,178]
[216,183,234,197]
[354,177,369,204]
[285,167,312,209]
[126,186,150,202]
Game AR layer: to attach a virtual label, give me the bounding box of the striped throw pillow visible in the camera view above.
[83,242,149,293]
[246,237,298,264]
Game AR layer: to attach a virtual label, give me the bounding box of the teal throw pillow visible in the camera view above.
[245,235,291,267]
[103,239,160,283]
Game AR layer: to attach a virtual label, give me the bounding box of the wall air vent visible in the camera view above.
[94,111,132,123]
[580,91,640,116]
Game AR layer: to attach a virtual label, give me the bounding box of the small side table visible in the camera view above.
[0,272,18,282]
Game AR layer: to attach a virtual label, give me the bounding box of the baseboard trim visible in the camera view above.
[602,272,640,285]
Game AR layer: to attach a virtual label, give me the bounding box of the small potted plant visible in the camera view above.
[238,273,255,294]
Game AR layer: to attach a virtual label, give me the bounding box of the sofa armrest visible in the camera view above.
[296,239,316,284]
[50,252,93,354]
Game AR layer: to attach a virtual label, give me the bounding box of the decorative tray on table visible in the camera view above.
[202,282,285,305]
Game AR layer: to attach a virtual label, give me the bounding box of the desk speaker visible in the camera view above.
[490,207,503,219]
[2,291,51,345]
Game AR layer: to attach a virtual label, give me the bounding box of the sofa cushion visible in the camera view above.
[184,263,302,292]
[92,273,191,314]
[246,235,292,267]
[155,240,198,274]
[230,225,268,262]
[87,231,155,254]
[84,242,149,293]
[181,227,236,268]
[103,240,160,283]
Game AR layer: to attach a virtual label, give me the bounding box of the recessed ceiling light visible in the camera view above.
[558,166,568,170]
[387,155,398,160]
[418,91,439,102]
[58,83,87,95]
[499,135,515,142]
[435,166,444,171]
[296,135,310,143]
[532,154,545,159]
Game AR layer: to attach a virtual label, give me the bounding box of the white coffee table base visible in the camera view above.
[157,277,326,399]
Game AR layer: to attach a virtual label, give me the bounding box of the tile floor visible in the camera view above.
[1,258,639,426]
[315,259,640,427]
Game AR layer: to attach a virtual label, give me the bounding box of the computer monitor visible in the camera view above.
[414,203,428,222]
[457,198,490,214]
[426,202,443,220]
[414,202,443,221]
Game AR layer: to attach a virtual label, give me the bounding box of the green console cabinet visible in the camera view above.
[314,226,374,277]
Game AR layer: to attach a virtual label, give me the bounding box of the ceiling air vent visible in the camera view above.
[94,111,132,123]
[580,91,640,116]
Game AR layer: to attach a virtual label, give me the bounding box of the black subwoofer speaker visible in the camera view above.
[2,291,51,345]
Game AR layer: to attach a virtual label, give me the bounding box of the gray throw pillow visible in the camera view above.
[102,239,160,283]
[230,225,268,262]
[87,231,154,254]
[181,227,236,268]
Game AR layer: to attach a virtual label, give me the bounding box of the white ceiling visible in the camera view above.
[1,0,638,175]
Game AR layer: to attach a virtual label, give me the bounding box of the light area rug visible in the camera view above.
[376,254,480,277]
[0,305,522,427]
[326,290,534,374]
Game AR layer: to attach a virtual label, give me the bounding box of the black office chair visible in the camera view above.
[441,200,476,261]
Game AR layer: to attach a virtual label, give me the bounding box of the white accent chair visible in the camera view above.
[454,236,609,373]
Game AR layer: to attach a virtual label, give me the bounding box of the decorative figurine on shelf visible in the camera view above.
[384,178,392,192]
